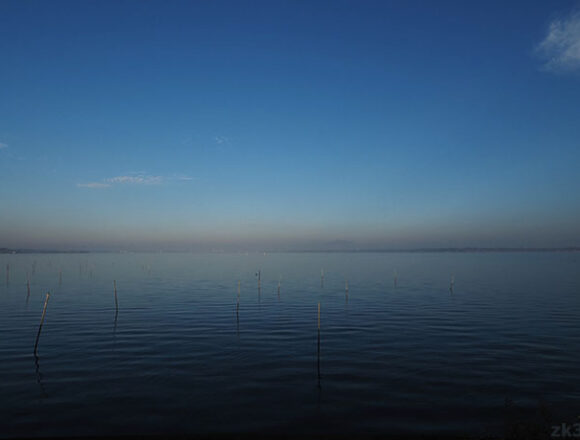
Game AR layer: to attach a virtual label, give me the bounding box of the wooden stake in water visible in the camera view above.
[34,293,50,355]
[277,276,281,299]
[345,279,349,293]
[114,280,118,312]
[317,302,321,330]
[257,270,261,290]
[450,275,455,293]
[27,278,30,298]
[6,263,9,284]
[321,268,324,288]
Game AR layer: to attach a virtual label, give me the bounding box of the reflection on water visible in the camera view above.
[0,251,579,437]
[34,354,48,398]
[317,328,321,390]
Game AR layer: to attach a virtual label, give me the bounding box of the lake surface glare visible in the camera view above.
[1,252,580,438]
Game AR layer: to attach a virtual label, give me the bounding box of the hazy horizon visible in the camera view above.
[1,1,580,251]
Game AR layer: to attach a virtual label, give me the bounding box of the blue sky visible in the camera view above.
[1,0,579,251]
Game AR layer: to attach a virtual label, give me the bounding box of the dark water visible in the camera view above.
[1,252,580,438]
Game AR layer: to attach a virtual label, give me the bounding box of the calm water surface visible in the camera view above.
[1,252,580,437]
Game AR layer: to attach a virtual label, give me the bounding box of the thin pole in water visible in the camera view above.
[27,278,30,300]
[34,293,50,355]
[321,268,324,288]
[450,275,454,293]
[394,269,397,288]
[6,263,9,285]
[345,279,349,293]
[277,276,281,299]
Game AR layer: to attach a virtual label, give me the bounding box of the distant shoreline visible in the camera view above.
[281,247,580,253]
[2,247,579,254]
[0,248,91,254]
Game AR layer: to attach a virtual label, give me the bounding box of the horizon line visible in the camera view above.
[2,246,580,254]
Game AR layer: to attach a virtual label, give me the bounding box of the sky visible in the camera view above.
[1,0,580,251]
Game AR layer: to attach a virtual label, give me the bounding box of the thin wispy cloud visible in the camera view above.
[173,174,193,181]
[214,136,230,145]
[77,173,192,189]
[106,175,163,185]
[77,182,112,189]
[0,142,8,150]
[536,9,580,73]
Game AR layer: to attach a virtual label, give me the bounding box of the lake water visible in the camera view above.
[1,252,580,438]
